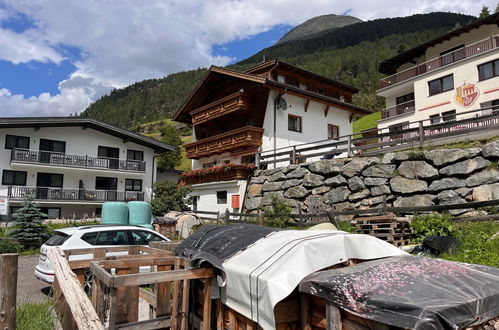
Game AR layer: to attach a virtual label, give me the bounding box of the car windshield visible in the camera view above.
[45,233,70,246]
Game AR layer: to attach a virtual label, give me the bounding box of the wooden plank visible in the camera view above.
[326,304,342,330]
[116,315,171,330]
[0,253,18,330]
[90,261,113,287]
[91,276,106,321]
[156,265,171,317]
[300,293,312,330]
[47,248,103,330]
[216,299,224,330]
[108,287,118,329]
[95,256,185,269]
[171,259,181,330]
[202,279,212,330]
[139,288,157,308]
[112,268,216,287]
[180,277,190,330]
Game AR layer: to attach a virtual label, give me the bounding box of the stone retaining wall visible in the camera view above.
[243,140,499,218]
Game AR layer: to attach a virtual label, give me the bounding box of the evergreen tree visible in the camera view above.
[157,123,183,169]
[8,196,48,246]
[479,6,490,18]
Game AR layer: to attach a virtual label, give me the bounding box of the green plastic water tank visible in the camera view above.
[101,202,129,225]
[128,201,153,229]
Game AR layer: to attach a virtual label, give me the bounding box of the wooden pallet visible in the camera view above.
[354,214,412,247]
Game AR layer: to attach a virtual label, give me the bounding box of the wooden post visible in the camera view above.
[216,211,221,223]
[156,265,171,317]
[171,259,181,330]
[258,210,265,226]
[255,152,260,168]
[326,303,342,330]
[180,277,190,330]
[91,275,106,321]
[0,253,18,330]
[418,121,424,148]
[347,136,352,157]
[202,279,212,330]
[300,293,312,330]
[291,146,297,164]
[216,299,224,330]
[224,208,230,225]
[382,195,387,214]
[298,208,303,224]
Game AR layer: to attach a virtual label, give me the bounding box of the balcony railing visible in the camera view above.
[380,35,499,88]
[185,126,264,159]
[11,149,146,172]
[7,186,144,202]
[381,100,416,119]
[190,91,252,125]
[179,164,256,186]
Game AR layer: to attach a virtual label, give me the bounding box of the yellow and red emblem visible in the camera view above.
[454,83,479,107]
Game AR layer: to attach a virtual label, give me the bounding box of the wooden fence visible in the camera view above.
[256,105,499,167]
[195,198,499,226]
[0,253,18,330]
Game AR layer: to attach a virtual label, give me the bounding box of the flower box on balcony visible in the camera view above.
[179,163,256,186]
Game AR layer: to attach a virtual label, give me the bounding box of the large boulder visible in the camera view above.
[245,197,262,211]
[428,178,465,192]
[362,164,396,178]
[280,179,302,189]
[251,175,268,184]
[371,185,391,196]
[307,160,342,176]
[465,169,499,187]
[302,173,325,188]
[393,194,436,207]
[261,181,283,192]
[284,185,309,199]
[472,183,499,201]
[482,140,499,158]
[390,177,428,194]
[324,175,347,187]
[342,158,378,177]
[382,152,396,164]
[247,184,262,198]
[286,167,310,179]
[268,171,287,182]
[311,186,331,195]
[424,148,481,166]
[282,164,299,174]
[262,191,284,205]
[437,190,470,216]
[439,157,491,176]
[325,187,350,203]
[349,189,370,202]
[347,176,365,192]
[364,177,388,186]
[361,196,385,206]
[397,161,439,180]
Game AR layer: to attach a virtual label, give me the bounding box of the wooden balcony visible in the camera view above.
[381,100,415,119]
[190,91,251,125]
[179,165,256,185]
[185,126,264,159]
[380,35,499,88]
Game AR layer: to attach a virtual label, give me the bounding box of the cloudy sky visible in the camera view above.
[0,0,495,117]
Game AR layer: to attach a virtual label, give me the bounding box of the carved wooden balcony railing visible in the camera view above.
[185,126,264,159]
[190,91,252,125]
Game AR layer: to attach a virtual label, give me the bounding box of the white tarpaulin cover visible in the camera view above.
[219,230,407,329]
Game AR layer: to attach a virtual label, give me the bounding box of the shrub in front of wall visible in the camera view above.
[410,213,455,244]
[0,239,22,254]
[261,194,292,228]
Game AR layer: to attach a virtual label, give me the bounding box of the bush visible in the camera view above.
[8,196,49,247]
[261,194,292,228]
[442,221,499,267]
[337,222,356,233]
[0,239,22,253]
[151,181,192,216]
[410,213,455,244]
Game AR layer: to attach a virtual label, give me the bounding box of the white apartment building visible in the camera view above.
[377,13,499,134]
[0,117,173,220]
[173,60,371,213]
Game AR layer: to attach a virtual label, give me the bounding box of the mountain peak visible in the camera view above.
[277,14,362,44]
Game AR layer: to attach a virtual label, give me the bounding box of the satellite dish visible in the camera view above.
[278,97,288,111]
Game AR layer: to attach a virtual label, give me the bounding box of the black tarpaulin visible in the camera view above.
[174,224,280,271]
[299,255,499,330]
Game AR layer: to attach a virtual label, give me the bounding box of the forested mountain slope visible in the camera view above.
[81,12,475,128]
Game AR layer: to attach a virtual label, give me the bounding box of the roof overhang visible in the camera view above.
[0,117,175,153]
[379,13,499,75]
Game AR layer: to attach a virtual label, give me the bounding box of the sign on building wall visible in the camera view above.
[0,198,9,216]
[455,83,480,107]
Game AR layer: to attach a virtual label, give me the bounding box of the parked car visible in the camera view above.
[35,224,170,284]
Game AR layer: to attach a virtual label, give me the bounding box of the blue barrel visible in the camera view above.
[101,202,129,225]
[128,201,153,229]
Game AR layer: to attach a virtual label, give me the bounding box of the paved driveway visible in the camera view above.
[17,254,51,303]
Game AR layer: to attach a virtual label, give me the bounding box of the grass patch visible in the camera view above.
[177,135,192,171]
[353,111,381,134]
[442,221,499,268]
[16,300,54,330]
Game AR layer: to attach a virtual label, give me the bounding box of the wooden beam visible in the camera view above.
[304,99,310,112]
[324,105,330,118]
[325,303,342,330]
[349,113,355,123]
[0,254,18,330]
[48,248,103,330]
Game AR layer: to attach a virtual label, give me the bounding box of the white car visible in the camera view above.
[35,224,170,284]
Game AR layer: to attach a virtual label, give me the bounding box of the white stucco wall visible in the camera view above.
[0,126,159,218]
[189,180,247,216]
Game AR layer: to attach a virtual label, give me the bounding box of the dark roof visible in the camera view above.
[379,13,499,75]
[0,117,174,153]
[245,59,359,93]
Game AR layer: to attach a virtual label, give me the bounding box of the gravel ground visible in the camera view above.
[17,254,51,303]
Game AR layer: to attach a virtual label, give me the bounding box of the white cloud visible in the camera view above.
[0,0,496,117]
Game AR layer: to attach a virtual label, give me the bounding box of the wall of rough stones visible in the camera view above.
[243,140,499,218]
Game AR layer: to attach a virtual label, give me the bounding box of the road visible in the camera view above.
[17,254,51,303]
